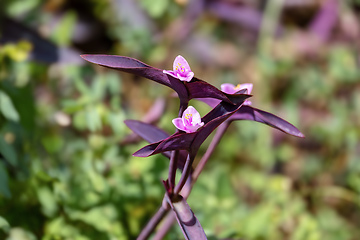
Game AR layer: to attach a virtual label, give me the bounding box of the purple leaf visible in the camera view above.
[81,54,190,100]
[124,119,189,171]
[81,54,250,104]
[229,106,304,138]
[133,132,196,157]
[187,79,250,104]
[124,120,169,144]
[81,54,172,86]
[133,96,250,157]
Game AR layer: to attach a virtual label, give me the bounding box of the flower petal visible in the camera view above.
[221,83,236,94]
[183,106,197,115]
[172,118,186,132]
[82,54,250,105]
[240,83,253,94]
[163,70,177,79]
[177,74,188,82]
[186,106,201,123]
[186,71,194,82]
[133,96,249,157]
[173,55,191,72]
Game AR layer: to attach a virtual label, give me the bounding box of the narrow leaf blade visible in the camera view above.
[81,54,190,100]
[133,132,195,157]
[81,54,172,87]
[133,97,248,157]
[230,106,304,138]
[124,120,169,143]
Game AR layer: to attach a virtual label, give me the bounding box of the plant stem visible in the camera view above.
[168,101,188,192]
[154,122,230,238]
[174,155,192,195]
[168,150,179,192]
[152,211,176,240]
[192,122,230,181]
[137,206,168,240]
[138,101,188,239]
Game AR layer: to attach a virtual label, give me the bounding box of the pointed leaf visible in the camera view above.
[0,163,11,198]
[0,91,20,122]
[124,120,169,143]
[0,135,18,167]
[125,120,189,171]
[133,132,196,157]
[81,54,250,105]
[81,55,173,87]
[230,106,304,138]
[133,95,250,157]
[191,101,246,151]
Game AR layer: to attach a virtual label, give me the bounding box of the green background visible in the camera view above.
[0,0,359,239]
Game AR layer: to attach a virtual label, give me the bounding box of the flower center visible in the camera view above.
[175,63,186,73]
[234,84,242,91]
[184,113,193,125]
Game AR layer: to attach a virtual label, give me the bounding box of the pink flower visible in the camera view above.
[221,83,253,105]
[172,106,204,133]
[163,55,194,82]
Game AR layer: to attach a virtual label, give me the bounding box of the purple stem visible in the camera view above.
[138,118,229,239]
[153,212,176,240]
[137,206,168,240]
[154,122,230,238]
[162,191,190,240]
[138,101,189,239]
[192,122,230,181]
[168,100,188,192]
[174,155,192,195]
[168,150,179,192]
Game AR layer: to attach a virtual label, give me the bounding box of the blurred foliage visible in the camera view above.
[1,0,360,239]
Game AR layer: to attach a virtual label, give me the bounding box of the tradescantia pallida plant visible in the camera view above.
[81,54,304,240]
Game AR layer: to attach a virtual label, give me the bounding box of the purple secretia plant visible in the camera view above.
[81,54,304,240]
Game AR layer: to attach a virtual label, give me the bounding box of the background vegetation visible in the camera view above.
[1,0,360,239]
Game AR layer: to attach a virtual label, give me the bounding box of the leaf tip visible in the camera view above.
[297,132,305,138]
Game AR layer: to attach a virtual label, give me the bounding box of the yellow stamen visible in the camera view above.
[185,113,192,119]
[234,84,243,91]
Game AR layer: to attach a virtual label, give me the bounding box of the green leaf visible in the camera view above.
[6,227,37,240]
[0,134,18,167]
[37,187,58,217]
[0,90,20,122]
[0,216,10,233]
[0,163,11,198]
[108,112,125,136]
[85,107,102,132]
[140,0,169,18]
[51,11,77,46]
[5,0,40,16]
[41,134,64,154]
